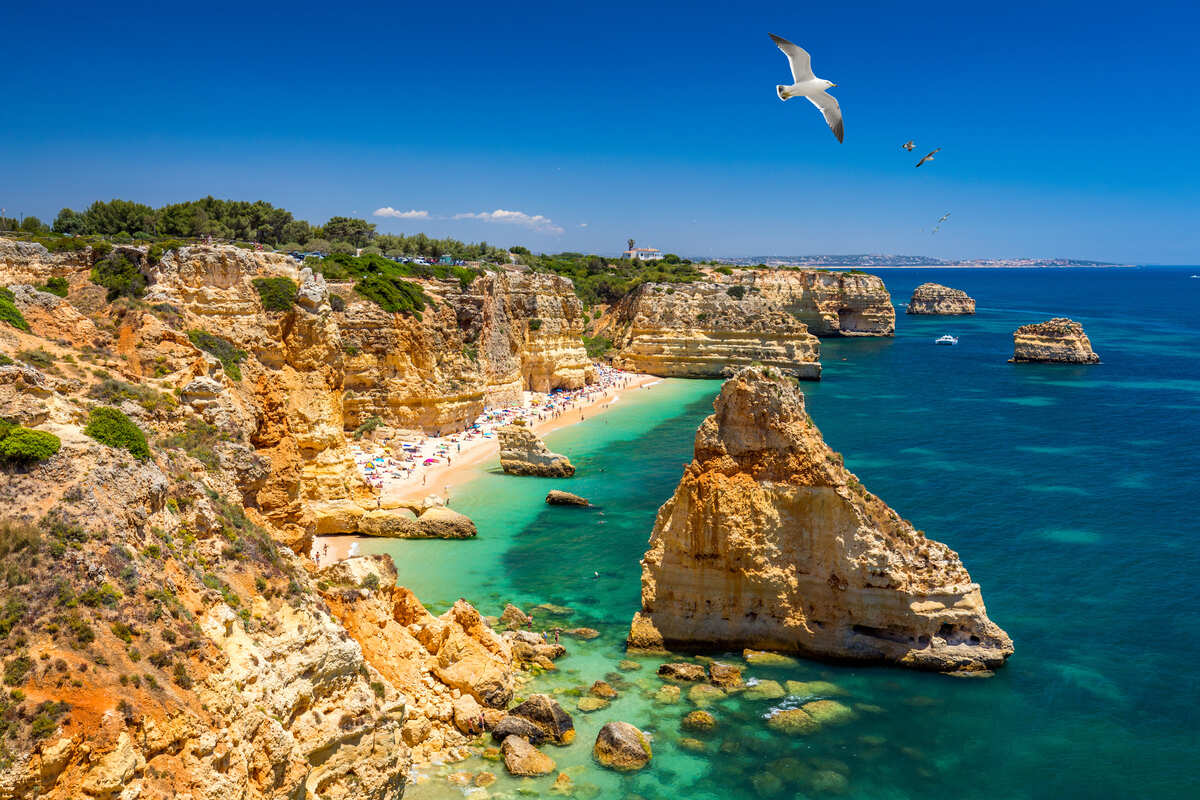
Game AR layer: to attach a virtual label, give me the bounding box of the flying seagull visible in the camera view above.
[769,33,843,143]
[902,140,916,151]
[931,212,951,234]
[916,147,942,168]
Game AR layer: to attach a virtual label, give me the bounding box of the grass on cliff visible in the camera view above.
[84,406,150,460]
[187,330,246,380]
[0,288,30,332]
[36,277,69,297]
[307,252,436,315]
[251,277,298,312]
[89,376,178,414]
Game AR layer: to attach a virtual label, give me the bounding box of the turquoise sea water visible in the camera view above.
[363,267,1200,799]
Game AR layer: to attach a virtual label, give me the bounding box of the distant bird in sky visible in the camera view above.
[902,140,916,151]
[931,212,951,234]
[916,147,942,168]
[769,33,843,143]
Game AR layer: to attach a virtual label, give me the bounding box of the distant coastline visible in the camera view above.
[713,255,1134,268]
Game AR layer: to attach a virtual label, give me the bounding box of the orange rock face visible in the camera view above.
[630,367,1012,673]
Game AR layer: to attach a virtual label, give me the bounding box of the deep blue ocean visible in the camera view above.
[368,267,1200,800]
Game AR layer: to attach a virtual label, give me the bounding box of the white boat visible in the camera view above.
[935,334,958,345]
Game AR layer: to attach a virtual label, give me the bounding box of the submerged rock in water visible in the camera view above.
[500,603,532,629]
[657,662,707,682]
[801,699,856,725]
[743,679,786,701]
[546,489,590,506]
[630,367,1013,673]
[906,282,976,315]
[766,708,820,736]
[654,685,681,704]
[681,710,717,732]
[785,680,846,697]
[498,423,575,477]
[687,684,725,707]
[708,662,743,688]
[589,680,618,699]
[742,649,799,668]
[593,721,652,771]
[502,735,556,776]
[1009,317,1100,364]
[576,696,609,713]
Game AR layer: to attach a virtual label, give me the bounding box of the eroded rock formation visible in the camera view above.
[906,282,976,315]
[1009,318,1100,363]
[0,239,595,542]
[629,367,1013,672]
[726,269,896,336]
[497,423,575,477]
[604,282,822,379]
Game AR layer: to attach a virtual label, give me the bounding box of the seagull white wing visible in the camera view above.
[807,91,844,143]
[769,33,814,82]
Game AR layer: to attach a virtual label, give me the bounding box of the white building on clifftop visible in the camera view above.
[622,247,664,261]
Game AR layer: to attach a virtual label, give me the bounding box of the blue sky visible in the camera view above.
[2,0,1198,262]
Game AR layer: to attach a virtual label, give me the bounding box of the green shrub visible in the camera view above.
[158,418,227,470]
[726,285,746,300]
[251,277,298,311]
[147,240,185,263]
[90,253,146,301]
[360,573,380,591]
[3,656,31,686]
[715,266,734,276]
[0,427,61,464]
[38,277,69,297]
[329,294,346,312]
[353,273,427,315]
[0,288,29,332]
[582,335,613,359]
[17,349,53,368]
[528,318,542,331]
[84,406,150,460]
[187,330,246,380]
[352,416,382,440]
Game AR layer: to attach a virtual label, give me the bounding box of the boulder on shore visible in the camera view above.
[415,506,477,538]
[657,663,707,682]
[593,721,652,771]
[502,735,556,776]
[498,423,575,477]
[492,694,575,745]
[905,282,976,315]
[546,490,590,506]
[1009,318,1100,364]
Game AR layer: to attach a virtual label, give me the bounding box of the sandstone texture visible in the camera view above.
[603,281,822,380]
[497,423,575,477]
[0,239,596,543]
[724,269,896,336]
[905,282,976,315]
[628,367,1013,673]
[593,722,652,771]
[1009,318,1100,364]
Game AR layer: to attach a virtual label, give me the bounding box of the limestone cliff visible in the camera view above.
[0,239,595,542]
[629,367,1013,673]
[906,282,976,315]
[726,269,896,337]
[603,282,822,380]
[1009,318,1100,363]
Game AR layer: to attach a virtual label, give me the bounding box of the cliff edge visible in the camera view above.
[629,367,1013,673]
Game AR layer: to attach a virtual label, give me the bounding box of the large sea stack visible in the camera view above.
[1009,318,1100,363]
[905,282,976,315]
[629,367,1013,672]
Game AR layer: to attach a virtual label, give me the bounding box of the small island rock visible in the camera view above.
[1009,318,1100,364]
[593,721,652,771]
[546,489,590,506]
[498,423,575,477]
[906,282,976,315]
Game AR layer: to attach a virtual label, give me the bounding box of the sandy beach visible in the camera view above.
[315,370,661,562]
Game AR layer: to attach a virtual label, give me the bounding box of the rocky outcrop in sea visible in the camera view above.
[1009,317,1100,363]
[906,282,976,315]
[628,366,1013,673]
[497,423,575,477]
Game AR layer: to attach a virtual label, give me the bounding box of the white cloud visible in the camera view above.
[373,207,430,219]
[453,209,564,235]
